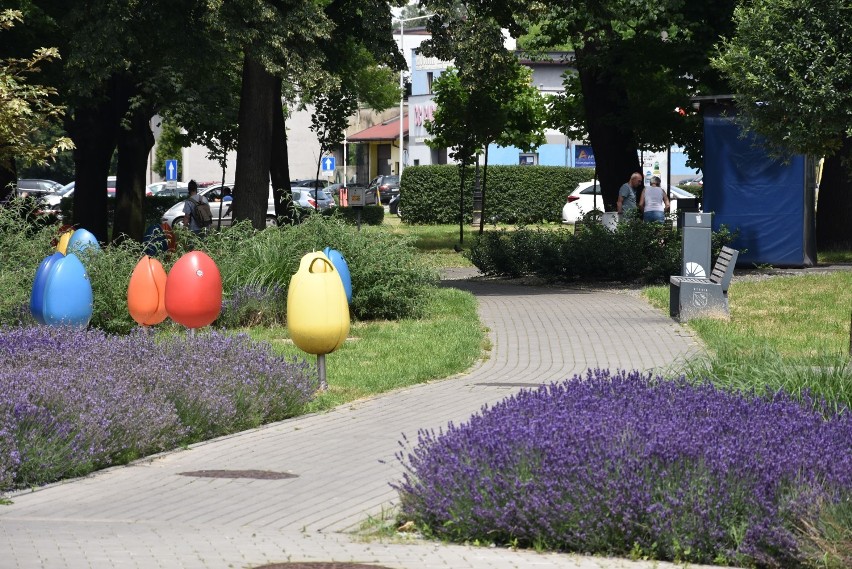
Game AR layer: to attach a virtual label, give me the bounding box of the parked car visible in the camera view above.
[679,173,703,186]
[290,179,328,189]
[389,193,401,215]
[16,179,63,199]
[161,184,278,229]
[368,175,400,204]
[39,182,74,217]
[41,178,126,218]
[148,181,189,198]
[291,186,335,210]
[325,182,345,197]
[561,181,697,223]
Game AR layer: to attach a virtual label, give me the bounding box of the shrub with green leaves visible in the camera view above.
[0,199,58,325]
[78,238,150,334]
[323,205,384,226]
[466,218,711,284]
[194,217,438,322]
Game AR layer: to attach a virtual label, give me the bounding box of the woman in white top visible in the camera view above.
[639,176,670,223]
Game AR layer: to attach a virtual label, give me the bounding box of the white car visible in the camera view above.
[561,181,697,223]
[161,183,278,229]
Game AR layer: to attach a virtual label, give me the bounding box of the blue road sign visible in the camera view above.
[321,156,336,172]
[165,159,178,181]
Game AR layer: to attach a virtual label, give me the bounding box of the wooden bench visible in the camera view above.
[669,246,739,321]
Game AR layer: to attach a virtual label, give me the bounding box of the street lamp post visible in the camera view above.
[397,14,433,177]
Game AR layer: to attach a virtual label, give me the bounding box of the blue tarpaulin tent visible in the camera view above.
[703,105,816,267]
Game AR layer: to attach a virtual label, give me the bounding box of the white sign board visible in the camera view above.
[348,186,365,206]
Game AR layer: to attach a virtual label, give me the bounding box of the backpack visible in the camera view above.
[190,196,213,227]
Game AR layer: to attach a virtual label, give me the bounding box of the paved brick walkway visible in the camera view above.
[0,275,709,569]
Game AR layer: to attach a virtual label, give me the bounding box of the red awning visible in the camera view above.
[348,116,407,142]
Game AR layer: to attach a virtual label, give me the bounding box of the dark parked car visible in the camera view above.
[290,179,328,190]
[16,179,63,198]
[368,175,400,204]
[389,193,401,215]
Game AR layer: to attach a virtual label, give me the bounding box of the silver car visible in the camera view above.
[161,184,278,229]
[291,186,335,210]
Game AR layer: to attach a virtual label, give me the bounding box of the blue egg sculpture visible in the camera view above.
[31,251,66,324]
[322,247,352,303]
[142,224,168,256]
[42,253,93,328]
[67,228,101,255]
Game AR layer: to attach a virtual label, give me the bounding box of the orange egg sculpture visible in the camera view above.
[164,251,222,328]
[127,255,168,326]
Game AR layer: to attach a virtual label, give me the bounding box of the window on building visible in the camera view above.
[414,159,420,166]
[519,153,538,166]
[427,72,434,94]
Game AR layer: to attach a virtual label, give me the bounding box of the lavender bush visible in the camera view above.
[395,370,852,567]
[0,326,316,490]
[218,284,287,329]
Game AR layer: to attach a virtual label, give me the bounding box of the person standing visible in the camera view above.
[639,176,670,223]
[183,180,212,235]
[617,172,643,217]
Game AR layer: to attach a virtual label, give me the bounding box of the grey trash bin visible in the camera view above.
[681,212,712,278]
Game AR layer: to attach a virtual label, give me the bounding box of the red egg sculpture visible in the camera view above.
[164,251,222,328]
[127,255,168,326]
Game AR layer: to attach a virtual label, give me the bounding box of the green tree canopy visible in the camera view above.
[713,0,852,249]
[713,0,852,159]
[423,0,736,209]
[0,10,72,198]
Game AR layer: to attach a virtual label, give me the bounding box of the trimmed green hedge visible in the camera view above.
[399,165,595,225]
[466,219,737,284]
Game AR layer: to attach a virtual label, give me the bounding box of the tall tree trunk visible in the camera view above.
[816,135,852,250]
[576,43,640,211]
[69,100,117,243]
[480,146,489,235]
[113,81,154,244]
[269,78,294,225]
[458,159,466,245]
[234,52,276,229]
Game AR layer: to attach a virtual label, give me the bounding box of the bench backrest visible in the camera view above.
[710,246,739,292]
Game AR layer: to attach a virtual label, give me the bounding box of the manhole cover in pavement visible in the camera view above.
[178,469,298,480]
[253,564,393,569]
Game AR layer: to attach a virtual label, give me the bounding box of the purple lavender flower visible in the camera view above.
[0,326,316,490]
[394,369,852,566]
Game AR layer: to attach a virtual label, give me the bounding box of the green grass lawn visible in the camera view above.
[644,272,852,359]
[381,216,476,267]
[644,271,852,411]
[249,286,487,412]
